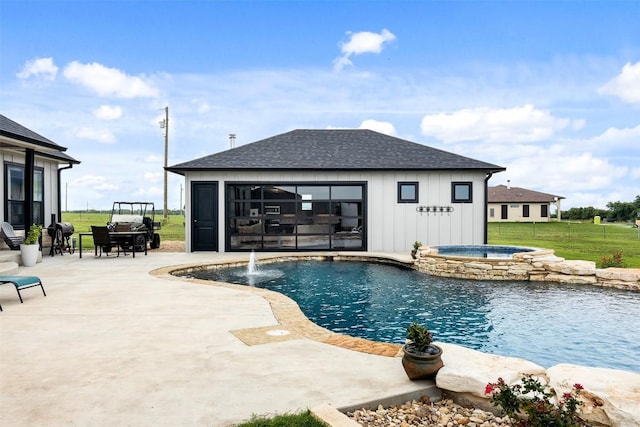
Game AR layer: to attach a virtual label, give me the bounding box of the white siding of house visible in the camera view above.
[182,170,489,252]
[487,202,551,222]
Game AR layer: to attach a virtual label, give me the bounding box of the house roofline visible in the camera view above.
[167,166,507,175]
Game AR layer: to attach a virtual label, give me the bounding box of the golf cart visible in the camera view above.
[108,201,161,250]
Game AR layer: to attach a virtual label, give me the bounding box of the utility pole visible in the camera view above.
[160,106,169,222]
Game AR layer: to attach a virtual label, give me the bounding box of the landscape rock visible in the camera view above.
[544,273,598,285]
[544,260,596,276]
[434,342,546,398]
[595,268,640,282]
[547,364,640,427]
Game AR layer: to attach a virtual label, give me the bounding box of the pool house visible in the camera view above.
[167,129,505,252]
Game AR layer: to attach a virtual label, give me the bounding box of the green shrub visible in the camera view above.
[485,375,589,427]
[599,250,624,268]
[24,224,42,245]
[233,410,327,426]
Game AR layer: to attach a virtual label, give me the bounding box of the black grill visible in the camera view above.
[47,222,75,256]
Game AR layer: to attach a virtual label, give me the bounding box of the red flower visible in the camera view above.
[574,383,584,390]
[563,392,573,399]
[485,383,496,395]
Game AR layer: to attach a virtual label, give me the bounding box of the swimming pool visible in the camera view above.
[189,260,640,372]
[432,245,537,258]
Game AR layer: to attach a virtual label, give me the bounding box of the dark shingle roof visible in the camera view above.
[1,114,63,150]
[489,185,564,203]
[168,129,505,173]
[0,113,80,164]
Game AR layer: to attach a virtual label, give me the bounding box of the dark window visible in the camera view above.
[4,162,44,227]
[226,183,366,251]
[489,208,495,218]
[397,182,419,203]
[523,204,530,218]
[541,204,548,218]
[451,182,472,203]
[501,204,508,220]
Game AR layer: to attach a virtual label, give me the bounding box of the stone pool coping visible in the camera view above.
[417,245,640,291]
[153,251,640,427]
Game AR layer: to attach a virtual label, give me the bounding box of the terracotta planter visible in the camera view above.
[20,243,40,267]
[401,344,443,380]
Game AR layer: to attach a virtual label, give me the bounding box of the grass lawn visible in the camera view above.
[61,213,639,268]
[488,221,640,268]
[232,410,327,427]
[61,212,185,249]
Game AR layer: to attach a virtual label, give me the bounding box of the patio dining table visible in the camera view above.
[78,230,148,258]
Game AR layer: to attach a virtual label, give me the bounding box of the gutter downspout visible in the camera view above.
[484,172,493,244]
[57,164,74,221]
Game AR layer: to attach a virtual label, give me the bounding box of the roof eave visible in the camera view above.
[167,166,506,173]
[0,132,66,153]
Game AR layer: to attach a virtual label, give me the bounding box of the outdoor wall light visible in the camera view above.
[416,205,454,215]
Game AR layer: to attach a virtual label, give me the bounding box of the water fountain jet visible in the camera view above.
[247,250,258,275]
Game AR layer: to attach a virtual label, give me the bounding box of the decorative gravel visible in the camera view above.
[347,397,515,427]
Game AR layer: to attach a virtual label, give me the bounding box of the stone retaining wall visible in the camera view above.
[416,247,640,292]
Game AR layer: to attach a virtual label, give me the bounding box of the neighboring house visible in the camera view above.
[0,114,80,246]
[167,129,505,253]
[488,184,564,222]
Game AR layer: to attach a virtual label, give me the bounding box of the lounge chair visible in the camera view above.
[0,222,24,250]
[0,276,47,311]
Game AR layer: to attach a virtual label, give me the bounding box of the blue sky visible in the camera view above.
[1,0,639,211]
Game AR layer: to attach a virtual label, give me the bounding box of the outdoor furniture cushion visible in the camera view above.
[0,222,24,250]
[0,276,47,311]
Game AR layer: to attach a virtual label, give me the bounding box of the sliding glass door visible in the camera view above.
[226,182,366,251]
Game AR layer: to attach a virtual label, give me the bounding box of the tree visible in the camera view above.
[606,201,636,221]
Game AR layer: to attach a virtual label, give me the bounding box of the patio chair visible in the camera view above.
[91,225,117,257]
[0,276,47,311]
[110,223,132,255]
[0,222,24,250]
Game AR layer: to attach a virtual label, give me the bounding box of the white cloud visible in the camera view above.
[93,105,123,120]
[420,104,573,143]
[565,124,640,155]
[134,186,163,198]
[334,29,396,71]
[71,175,119,191]
[359,119,396,136]
[63,61,160,98]
[191,99,211,114]
[70,127,116,143]
[598,61,640,104]
[490,149,629,205]
[143,171,163,183]
[144,154,163,163]
[571,119,586,131]
[17,57,58,80]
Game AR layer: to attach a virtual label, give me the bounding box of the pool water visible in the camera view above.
[434,245,536,258]
[192,260,640,372]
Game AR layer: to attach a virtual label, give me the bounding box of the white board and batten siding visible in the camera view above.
[182,169,488,253]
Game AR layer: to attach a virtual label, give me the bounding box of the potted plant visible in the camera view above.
[411,241,422,259]
[401,321,443,380]
[20,223,42,267]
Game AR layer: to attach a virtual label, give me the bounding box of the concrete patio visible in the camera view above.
[0,251,435,426]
